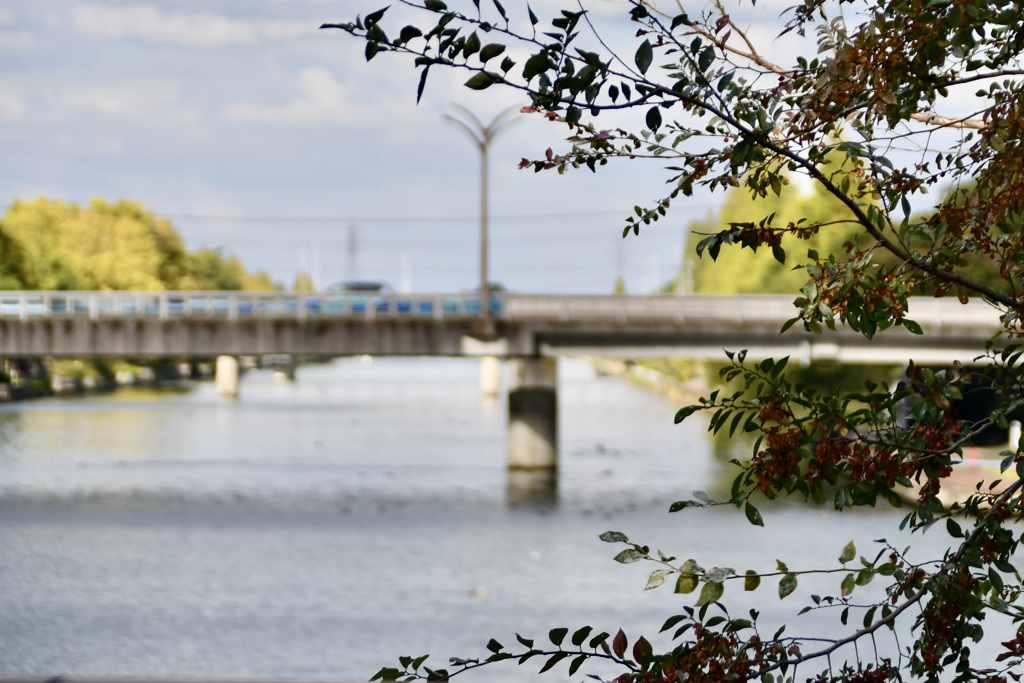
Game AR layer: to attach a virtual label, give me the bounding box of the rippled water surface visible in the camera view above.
[0,358,969,680]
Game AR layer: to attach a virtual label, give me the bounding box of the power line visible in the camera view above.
[160,206,717,225]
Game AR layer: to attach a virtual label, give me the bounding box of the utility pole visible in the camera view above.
[443,104,519,336]
[346,224,360,282]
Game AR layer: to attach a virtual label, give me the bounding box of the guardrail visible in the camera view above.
[0,291,504,321]
[0,291,1004,329]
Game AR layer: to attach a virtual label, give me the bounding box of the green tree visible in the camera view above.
[3,197,188,290]
[293,270,315,293]
[0,222,30,290]
[2,198,83,289]
[332,1,1024,682]
[186,246,277,292]
[689,155,868,294]
[1,198,276,292]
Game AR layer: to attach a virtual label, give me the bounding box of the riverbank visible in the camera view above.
[0,358,208,403]
[589,357,708,403]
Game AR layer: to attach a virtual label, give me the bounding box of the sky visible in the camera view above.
[10,0,963,296]
[0,0,735,294]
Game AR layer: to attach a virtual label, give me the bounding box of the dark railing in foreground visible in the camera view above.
[0,291,503,321]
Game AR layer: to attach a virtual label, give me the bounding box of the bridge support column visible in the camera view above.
[507,358,557,472]
[480,356,502,397]
[215,355,239,398]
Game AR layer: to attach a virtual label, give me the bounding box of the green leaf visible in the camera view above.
[479,43,505,62]
[365,7,389,25]
[676,571,699,594]
[839,541,856,564]
[400,25,423,42]
[486,638,503,653]
[744,570,761,591]
[902,318,923,335]
[599,530,629,543]
[990,566,1005,594]
[744,501,764,527]
[490,0,508,22]
[571,625,593,646]
[646,106,662,131]
[645,569,671,590]
[697,45,715,72]
[416,65,431,104]
[696,581,724,607]
[549,627,568,646]
[568,654,587,677]
[424,0,448,10]
[674,405,699,424]
[841,573,855,597]
[660,615,686,633]
[635,39,653,74]
[771,244,785,265]
[614,548,645,563]
[464,72,499,90]
[463,31,481,57]
[538,651,568,674]
[855,569,874,586]
[779,572,797,599]
[946,518,963,538]
[523,52,550,80]
[527,4,538,25]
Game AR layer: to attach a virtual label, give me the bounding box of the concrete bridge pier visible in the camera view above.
[507,358,558,504]
[215,355,239,398]
[480,356,502,397]
[507,358,557,471]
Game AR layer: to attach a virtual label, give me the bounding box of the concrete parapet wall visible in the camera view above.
[0,293,1006,362]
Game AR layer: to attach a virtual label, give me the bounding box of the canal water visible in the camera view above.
[0,358,982,680]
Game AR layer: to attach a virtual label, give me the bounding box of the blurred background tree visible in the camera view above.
[1,197,275,292]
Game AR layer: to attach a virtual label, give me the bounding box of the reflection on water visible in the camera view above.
[0,358,978,680]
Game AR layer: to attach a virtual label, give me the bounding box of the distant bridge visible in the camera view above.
[0,290,1007,478]
[0,290,1004,364]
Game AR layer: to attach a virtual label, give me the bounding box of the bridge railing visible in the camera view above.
[0,291,1003,331]
[0,291,504,321]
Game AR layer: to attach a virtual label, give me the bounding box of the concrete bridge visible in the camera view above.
[0,290,1005,484]
[0,290,1001,361]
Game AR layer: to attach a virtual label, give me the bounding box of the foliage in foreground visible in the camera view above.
[329,0,1024,681]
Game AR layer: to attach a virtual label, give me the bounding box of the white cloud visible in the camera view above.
[0,81,25,121]
[0,30,31,50]
[224,67,371,125]
[257,20,318,41]
[73,4,314,47]
[60,82,200,122]
[0,8,13,25]
[74,5,255,46]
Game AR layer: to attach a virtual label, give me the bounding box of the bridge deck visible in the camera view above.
[0,291,1005,362]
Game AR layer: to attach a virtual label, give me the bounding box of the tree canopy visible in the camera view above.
[329,1,1024,681]
[688,152,868,294]
[0,197,275,292]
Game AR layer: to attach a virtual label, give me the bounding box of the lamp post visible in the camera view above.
[443,104,519,336]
